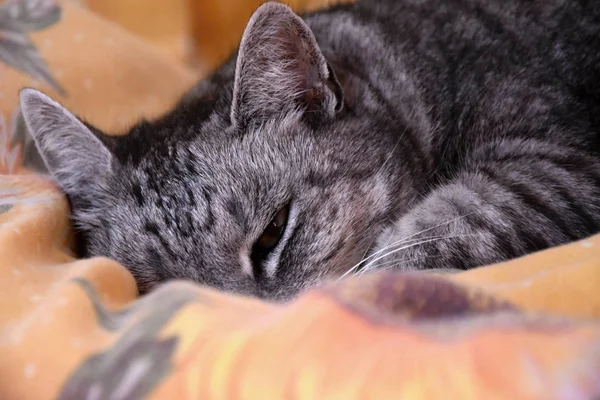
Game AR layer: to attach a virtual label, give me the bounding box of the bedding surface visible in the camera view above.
[0,1,599,399]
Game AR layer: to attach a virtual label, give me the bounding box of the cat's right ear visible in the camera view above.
[230,2,344,128]
[19,88,113,196]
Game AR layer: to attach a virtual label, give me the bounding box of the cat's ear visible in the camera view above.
[19,88,113,196]
[230,2,343,127]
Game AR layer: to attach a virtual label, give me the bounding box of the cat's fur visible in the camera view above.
[20,0,600,300]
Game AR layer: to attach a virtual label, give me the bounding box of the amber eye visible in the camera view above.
[251,205,290,266]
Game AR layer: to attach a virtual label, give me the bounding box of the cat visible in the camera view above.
[19,0,600,301]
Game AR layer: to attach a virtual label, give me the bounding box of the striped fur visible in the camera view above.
[21,0,600,300]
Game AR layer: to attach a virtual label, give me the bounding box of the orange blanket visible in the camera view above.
[1,1,599,399]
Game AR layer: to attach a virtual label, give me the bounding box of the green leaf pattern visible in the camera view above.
[0,0,65,95]
[56,280,202,399]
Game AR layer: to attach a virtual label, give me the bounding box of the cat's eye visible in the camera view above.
[252,205,290,262]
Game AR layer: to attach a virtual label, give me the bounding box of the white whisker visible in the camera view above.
[359,233,477,275]
[374,127,406,178]
[338,212,476,280]
[362,254,444,272]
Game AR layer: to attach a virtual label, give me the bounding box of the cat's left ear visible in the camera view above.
[19,88,113,199]
[230,2,343,128]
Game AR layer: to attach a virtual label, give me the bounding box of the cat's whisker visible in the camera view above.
[339,234,435,280]
[360,258,463,275]
[337,235,428,281]
[338,212,476,280]
[362,232,480,273]
[358,233,479,275]
[374,261,422,273]
[375,264,462,275]
[360,254,445,273]
[357,237,453,275]
[364,211,476,261]
[374,127,406,178]
[357,235,378,271]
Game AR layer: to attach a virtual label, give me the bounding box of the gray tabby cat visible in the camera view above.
[19,0,600,300]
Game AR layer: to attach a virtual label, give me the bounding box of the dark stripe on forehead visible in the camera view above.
[225,196,247,228]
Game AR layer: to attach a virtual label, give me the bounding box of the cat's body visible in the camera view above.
[20,0,600,300]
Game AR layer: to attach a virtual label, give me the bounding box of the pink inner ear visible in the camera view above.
[231,2,342,124]
[252,19,328,106]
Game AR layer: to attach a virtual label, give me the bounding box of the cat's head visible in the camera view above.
[20,2,400,300]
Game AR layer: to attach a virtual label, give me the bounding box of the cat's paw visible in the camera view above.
[364,205,475,273]
[363,223,431,273]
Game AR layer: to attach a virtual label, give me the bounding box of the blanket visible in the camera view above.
[0,1,599,399]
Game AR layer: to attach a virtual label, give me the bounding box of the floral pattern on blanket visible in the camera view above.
[0,109,22,174]
[0,0,61,174]
[56,279,189,400]
[0,0,64,94]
